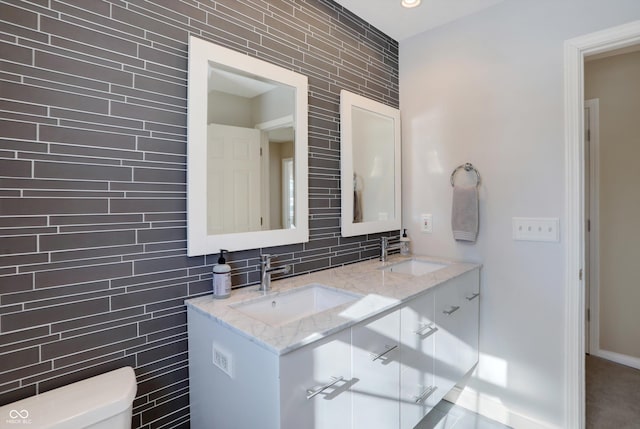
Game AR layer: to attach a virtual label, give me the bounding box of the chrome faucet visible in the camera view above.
[380,236,402,262]
[259,254,291,292]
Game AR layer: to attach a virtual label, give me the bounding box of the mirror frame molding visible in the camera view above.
[340,90,401,237]
[187,36,309,256]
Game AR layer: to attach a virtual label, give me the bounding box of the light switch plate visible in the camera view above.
[512,217,560,242]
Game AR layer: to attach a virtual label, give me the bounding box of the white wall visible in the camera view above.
[585,51,640,361]
[400,1,640,427]
[207,90,252,127]
[253,86,295,124]
[352,108,396,222]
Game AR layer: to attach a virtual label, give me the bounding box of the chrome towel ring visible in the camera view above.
[450,163,481,187]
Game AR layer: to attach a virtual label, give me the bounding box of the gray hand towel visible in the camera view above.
[451,185,478,242]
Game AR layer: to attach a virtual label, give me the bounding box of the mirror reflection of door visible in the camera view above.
[207,62,296,234]
[207,124,261,234]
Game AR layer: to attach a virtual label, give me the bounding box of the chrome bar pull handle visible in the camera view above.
[414,323,438,338]
[414,385,437,403]
[306,376,344,400]
[371,344,398,362]
[465,292,480,301]
[443,305,460,315]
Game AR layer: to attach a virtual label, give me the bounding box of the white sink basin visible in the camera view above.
[232,283,361,326]
[381,259,448,276]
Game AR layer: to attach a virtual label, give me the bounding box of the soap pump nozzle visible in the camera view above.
[217,249,227,264]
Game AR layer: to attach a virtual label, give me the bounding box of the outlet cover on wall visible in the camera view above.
[420,214,433,233]
[512,217,560,242]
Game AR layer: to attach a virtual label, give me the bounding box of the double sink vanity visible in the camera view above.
[185,35,480,429]
[187,255,480,429]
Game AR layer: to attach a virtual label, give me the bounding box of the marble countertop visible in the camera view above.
[186,254,480,355]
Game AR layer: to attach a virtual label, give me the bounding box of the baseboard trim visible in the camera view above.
[444,386,561,429]
[591,349,640,370]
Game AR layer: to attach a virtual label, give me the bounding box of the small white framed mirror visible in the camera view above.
[340,90,401,237]
[187,36,309,256]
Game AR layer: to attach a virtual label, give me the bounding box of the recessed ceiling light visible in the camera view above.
[401,0,421,8]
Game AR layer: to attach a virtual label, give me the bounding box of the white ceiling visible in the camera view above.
[208,67,276,98]
[333,0,507,41]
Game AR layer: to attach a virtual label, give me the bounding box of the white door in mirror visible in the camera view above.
[207,124,261,235]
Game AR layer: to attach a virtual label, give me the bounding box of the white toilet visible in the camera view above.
[0,366,137,429]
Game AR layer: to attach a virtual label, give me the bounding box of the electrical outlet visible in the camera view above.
[212,343,233,378]
[512,217,560,242]
[420,214,433,233]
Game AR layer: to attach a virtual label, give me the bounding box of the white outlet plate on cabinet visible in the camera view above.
[512,217,560,242]
[212,343,233,378]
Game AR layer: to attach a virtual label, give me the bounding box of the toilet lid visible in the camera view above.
[0,367,137,429]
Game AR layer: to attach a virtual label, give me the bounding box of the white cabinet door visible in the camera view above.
[400,292,438,429]
[459,269,480,374]
[280,329,352,429]
[352,311,400,429]
[434,278,464,396]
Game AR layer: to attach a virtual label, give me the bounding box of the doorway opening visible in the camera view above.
[583,48,640,426]
[564,20,640,429]
[584,51,640,368]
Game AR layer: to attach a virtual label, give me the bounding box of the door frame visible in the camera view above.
[282,157,294,229]
[564,20,640,429]
[584,98,600,356]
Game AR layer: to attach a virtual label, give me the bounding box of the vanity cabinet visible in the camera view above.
[188,266,479,429]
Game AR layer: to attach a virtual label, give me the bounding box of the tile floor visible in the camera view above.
[415,400,513,429]
[416,354,640,429]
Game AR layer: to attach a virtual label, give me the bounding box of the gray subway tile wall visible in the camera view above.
[0,0,398,427]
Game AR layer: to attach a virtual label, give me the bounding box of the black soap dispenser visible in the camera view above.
[212,249,231,299]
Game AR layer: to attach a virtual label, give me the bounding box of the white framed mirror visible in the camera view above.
[340,90,401,237]
[187,36,309,256]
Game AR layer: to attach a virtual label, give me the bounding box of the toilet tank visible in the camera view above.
[0,366,137,429]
